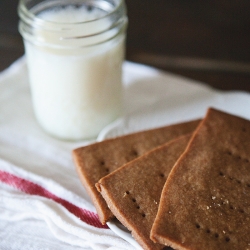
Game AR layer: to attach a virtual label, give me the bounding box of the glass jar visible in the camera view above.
[18,0,128,141]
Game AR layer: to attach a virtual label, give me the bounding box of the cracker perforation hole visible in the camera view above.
[100,160,109,173]
[219,171,224,176]
[219,171,246,187]
[194,223,227,241]
[131,149,139,157]
[218,198,246,214]
[239,208,244,213]
[159,173,165,178]
[124,191,146,217]
[225,150,250,164]
[242,127,247,132]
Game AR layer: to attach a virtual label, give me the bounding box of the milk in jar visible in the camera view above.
[18,0,127,140]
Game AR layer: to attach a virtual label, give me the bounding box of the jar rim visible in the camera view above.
[18,0,127,48]
[18,0,125,26]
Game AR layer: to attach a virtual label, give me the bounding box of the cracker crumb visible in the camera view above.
[212,196,216,200]
[207,206,210,209]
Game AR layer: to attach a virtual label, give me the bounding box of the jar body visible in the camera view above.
[18,0,127,140]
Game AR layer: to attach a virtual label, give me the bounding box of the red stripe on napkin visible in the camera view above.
[0,170,108,229]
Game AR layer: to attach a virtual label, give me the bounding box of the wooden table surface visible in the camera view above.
[1,0,250,92]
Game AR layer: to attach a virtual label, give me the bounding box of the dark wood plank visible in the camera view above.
[125,0,250,62]
[125,0,250,91]
[0,0,24,71]
[0,0,249,91]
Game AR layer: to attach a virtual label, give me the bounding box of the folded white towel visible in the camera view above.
[0,57,250,250]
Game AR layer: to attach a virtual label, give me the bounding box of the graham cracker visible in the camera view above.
[151,108,250,250]
[97,134,192,250]
[73,119,200,224]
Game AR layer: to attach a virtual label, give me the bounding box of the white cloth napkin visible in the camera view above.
[0,57,250,250]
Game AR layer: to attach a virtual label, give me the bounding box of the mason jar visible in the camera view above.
[18,0,128,141]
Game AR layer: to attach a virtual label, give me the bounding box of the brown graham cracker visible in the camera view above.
[73,119,200,224]
[97,134,192,250]
[151,108,250,250]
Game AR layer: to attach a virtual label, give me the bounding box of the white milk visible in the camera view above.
[23,5,126,140]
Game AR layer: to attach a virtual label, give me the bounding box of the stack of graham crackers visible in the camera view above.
[73,108,250,250]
